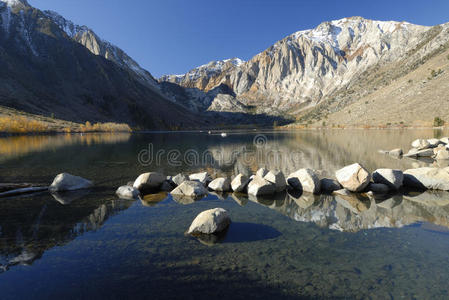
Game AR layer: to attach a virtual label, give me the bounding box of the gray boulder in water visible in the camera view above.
[187,208,231,235]
[335,163,371,192]
[208,177,231,192]
[231,174,250,192]
[116,185,140,200]
[264,170,286,192]
[49,173,93,192]
[404,167,449,190]
[287,168,321,194]
[171,180,208,198]
[247,175,276,196]
[133,172,165,191]
[372,169,403,190]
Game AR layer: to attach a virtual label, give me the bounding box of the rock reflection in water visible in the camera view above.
[233,189,449,232]
[0,192,132,273]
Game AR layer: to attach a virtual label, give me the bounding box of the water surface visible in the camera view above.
[1,130,449,299]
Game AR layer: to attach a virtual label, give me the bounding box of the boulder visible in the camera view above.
[372,169,403,190]
[320,178,341,193]
[49,173,93,192]
[170,180,208,198]
[433,144,446,154]
[189,172,212,185]
[264,170,286,192]
[368,183,390,193]
[287,168,321,194]
[404,148,434,157]
[247,175,276,196]
[160,180,175,192]
[435,149,449,160]
[388,148,403,157]
[116,185,140,200]
[172,173,189,186]
[208,177,231,192]
[440,137,449,145]
[133,172,165,191]
[256,168,269,178]
[231,174,250,192]
[411,139,431,150]
[187,208,231,235]
[427,138,441,147]
[404,167,449,190]
[335,163,371,192]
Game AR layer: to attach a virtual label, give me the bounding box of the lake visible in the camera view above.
[1,130,449,299]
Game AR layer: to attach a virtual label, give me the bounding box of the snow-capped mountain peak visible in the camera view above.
[159,57,245,89]
[0,0,28,7]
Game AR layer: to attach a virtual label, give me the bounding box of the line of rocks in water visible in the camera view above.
[381,137,449,160]
[114,158,449,237]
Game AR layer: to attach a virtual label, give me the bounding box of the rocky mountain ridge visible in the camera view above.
[160,17,449,125]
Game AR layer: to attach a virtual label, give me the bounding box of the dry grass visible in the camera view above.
[0,116,50,133]
[0,109,132,134]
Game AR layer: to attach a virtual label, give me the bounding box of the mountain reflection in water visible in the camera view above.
[230,190,449,232]
[0,191,132,273]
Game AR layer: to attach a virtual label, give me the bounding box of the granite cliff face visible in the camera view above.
[160,17,449,122]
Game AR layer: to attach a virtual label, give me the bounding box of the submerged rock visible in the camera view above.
[116,185,140,200]
[133,172,165,191]
[404,167,449,190]
[187,208,231,235]
[388,148,403,157]
[287,168,321,194]
[231,174,250,192]
[372,169,403,190]
[247,175,275,196]
[208,177,231,192]
[335,163,371,192]
[171,180,208,198]
[264,170,286,192]
[49,173,93,192]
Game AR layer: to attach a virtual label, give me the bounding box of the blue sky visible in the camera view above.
[31,0,449,78]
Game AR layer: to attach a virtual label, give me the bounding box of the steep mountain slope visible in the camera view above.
[160,17,449,124]
[0,0,199,129]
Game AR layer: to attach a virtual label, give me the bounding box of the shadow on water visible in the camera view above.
[223,222,282,243]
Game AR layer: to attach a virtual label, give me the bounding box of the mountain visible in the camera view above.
[160,17,449,126]
[0,0,201,129]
